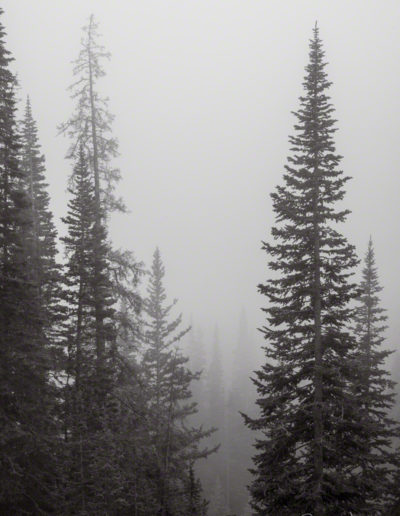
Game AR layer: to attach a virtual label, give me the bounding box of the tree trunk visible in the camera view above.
[313,175,323,516]
[88,15,105,390]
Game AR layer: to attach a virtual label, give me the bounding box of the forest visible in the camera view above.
[1,3,400,516]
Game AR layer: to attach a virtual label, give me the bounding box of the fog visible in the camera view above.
[4,0,400,369]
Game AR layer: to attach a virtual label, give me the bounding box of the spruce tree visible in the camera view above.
[61,145,119,513]
[352,238,399,512]
[58,15,142,512]
[244,25,364,515]
[58,13,123,214]
[61,145,98,513]
[0,10,57,513]
[20,96,63,356]
[140,248,213,515]
[59,14,122,394]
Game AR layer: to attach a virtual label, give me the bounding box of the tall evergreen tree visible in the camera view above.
[60,145,119,514]
[352,238,399,512]
[59,14,122,393]
[58,15,144,513]
[140,248,213,515]
[58,13,123,214]
[0,10,57,513]
[20,96,63,356]
[244,25,365,515]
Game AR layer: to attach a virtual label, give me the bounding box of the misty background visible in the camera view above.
[3,0,400,377]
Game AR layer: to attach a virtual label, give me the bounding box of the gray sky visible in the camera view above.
[3,1,400,371]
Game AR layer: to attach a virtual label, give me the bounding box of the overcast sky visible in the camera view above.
[3,1,400,373]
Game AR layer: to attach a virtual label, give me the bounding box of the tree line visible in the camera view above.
[0,11,213,515]
[243,24,400,516]
[0,8,399,516]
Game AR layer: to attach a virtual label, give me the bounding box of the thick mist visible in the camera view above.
[4,0,400,372]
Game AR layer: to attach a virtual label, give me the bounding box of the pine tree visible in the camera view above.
[352,238,399,512]
[0,10,57,513]
[60,145,119,513]
[244,25,365,515]
[61,145,98,513]
[58,15,143,513]
[20,96,63,357]
[58,13,123,214]
[59,14,122,394]
[140,248,213,515]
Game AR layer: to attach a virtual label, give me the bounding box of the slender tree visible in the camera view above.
[140,248,214,515]
[60,145,119,513]
[58,14,123,214]
[244,25,365,515]
[20,96,63,357]
[352,238,399,512]
[59,14,122,392]
[0,10,57,513]
[58,15,144,513]
[61,145,98,513]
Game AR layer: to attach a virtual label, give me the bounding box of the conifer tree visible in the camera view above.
[59,14,123,214]
[0,10,57,513]
[20,96,63,355]
[61,145,98,513]
[58,15,143,512]
[352,238,399,512]
[61,145,119,513]
[59,14,122,393]
[140,248,213,515]
[244,25,365,515]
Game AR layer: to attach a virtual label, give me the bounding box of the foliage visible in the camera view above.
[139,248,214,514]
[0,11,58,513]
[244,25,366,515]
